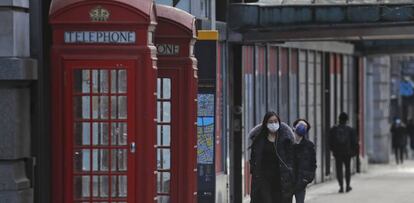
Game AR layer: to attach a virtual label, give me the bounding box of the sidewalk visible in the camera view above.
[303,160,414,203]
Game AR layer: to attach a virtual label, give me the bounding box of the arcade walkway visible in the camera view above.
[304,160,414,203]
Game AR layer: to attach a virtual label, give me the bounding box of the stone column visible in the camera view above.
[365,56,391,163]
[0,0,37,202]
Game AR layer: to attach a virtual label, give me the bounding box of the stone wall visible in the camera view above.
[0,0,37,202]
[365,56,391,163]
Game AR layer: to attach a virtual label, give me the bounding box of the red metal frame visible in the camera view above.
[64,60,136,203]
[51,52,157,203]
[158,62,197,203]
[50,1,157,203]
[242,45,254,197]
[155,5,197,203]
[155,64,197,203]
[156,70,179,202]
[280,48,289,75]
[268,47,277,75]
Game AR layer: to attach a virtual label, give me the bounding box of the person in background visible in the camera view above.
[292,119,316,203]
[391,117,407,164]
[249,111,295,203]
[407,119,414,158]
[329,112,359,193]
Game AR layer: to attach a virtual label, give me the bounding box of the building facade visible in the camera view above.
[1,0,412,203]
[0,0,37,202]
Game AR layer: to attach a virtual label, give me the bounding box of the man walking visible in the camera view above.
[407,119,414,158]
[329,112,359,193]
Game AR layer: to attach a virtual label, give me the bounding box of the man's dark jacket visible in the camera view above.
[329,124,358,157]
[293,138,316,191]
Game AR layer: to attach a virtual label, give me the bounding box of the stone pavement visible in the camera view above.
[302,160,414,203]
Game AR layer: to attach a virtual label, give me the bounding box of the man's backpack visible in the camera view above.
[331,125,352,156]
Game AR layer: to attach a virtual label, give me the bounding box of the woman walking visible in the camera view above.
[249,111,295,203]
[292,119,316,203]
[391,117,407,164]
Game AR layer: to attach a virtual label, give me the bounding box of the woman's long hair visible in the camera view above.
[260,111,281,136]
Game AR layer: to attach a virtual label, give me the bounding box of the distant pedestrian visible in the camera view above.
[292,119,316,203]
[329,112,359,193]
[249,111,295,203]
[407,119,414,157]
[391,117,407,164]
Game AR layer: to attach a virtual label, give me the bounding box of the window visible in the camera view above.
[156,78,172,203]
[175,0,190,13]
[155,0,173,6]
[72,68,129,202]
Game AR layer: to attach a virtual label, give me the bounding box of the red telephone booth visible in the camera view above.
[49,1,157,202]
[154,5,198,203]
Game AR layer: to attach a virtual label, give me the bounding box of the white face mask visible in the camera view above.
[267,122,280,133]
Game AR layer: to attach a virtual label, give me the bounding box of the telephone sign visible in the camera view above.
[64,31,136,44]
[156,44,180,55]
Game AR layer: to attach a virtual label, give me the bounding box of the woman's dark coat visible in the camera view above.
[249,123,295,202]
[293,138,316,191]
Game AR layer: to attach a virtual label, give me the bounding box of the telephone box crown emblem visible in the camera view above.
[89,6,110,22]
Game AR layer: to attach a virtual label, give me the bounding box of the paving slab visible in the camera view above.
[302,160,414,203]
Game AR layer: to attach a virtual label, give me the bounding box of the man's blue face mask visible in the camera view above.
[295,124,307,137]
